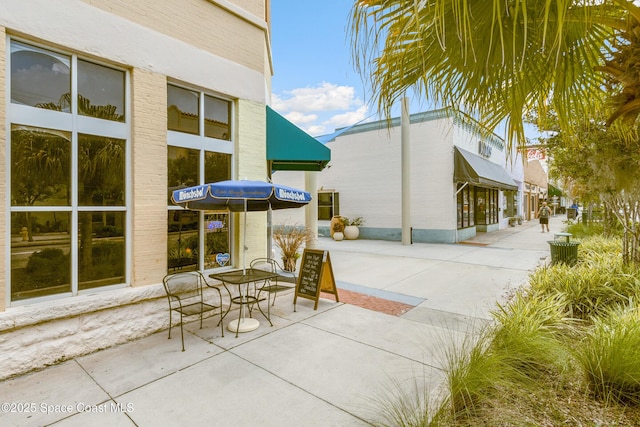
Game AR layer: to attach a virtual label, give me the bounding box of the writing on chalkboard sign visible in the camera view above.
[294,249,338,310]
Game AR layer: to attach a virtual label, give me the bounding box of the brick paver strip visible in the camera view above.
[321,289,414,317]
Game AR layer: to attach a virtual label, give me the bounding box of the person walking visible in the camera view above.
[537,201,551,232]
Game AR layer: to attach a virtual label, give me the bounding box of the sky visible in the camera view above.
[270,1,384,138]
[269,1,541,142]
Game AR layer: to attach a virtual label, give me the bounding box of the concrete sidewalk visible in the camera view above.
[0,216,566,427]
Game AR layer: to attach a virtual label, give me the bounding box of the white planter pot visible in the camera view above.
[333,231,344,241]
[343,226,359,240]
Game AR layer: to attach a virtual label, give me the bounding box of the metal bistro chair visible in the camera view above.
[250,258,296,326]
[162,271,225,351]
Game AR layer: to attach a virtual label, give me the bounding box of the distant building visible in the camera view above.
[523,159,549,220]
[273,108,526,243]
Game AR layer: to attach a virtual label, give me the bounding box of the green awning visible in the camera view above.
[454,147,518,191]
[266,106,330,171]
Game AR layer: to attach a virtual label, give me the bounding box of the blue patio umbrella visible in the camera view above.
[172,180,312,212]
[171,180,312,271]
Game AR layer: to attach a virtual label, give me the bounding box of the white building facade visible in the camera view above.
[274,108,525,243]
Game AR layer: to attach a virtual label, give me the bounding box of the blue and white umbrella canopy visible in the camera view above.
[172,180,312,273]
[171,180,312,212]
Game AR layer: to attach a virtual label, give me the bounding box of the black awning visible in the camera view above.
[266,106,331,172]
[454,147,518,191]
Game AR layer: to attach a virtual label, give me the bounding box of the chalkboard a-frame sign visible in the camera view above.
[294,249,339,310]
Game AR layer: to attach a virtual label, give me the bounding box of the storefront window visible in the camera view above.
[11,212,71,301]
[457,184,474,228]
[78,211,126,290]
[167,85,199,135]
[204,95,231,140]
[167,85,233,272]
[475,188,499,225]
[11,126,71,206]
[9,41,128,302]
[318,191,339,220]
[77,60,125,121]
[11,42,70,111]
[476,188,487,224]
[78,134,125,206]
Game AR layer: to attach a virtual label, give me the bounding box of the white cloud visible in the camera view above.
[272,82,370,136]
[283,111,318,125]
[323,105,370,129]
[274,82,363,113]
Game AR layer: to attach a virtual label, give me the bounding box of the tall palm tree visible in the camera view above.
[350,0,640,148]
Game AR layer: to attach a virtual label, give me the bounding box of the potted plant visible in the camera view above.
[272,223,314,271]
[343,216,364,240]
[330,216,346,240]
[508,217,517,227]
[516,215,523,225]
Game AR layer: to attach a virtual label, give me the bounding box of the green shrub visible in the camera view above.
[529,239,640,320]
[441,330,526,420]
[577,304,640,404]
[25,248,70,286]
[490,291,570,379]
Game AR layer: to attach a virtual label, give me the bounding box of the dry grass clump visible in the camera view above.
[272,223,314,271]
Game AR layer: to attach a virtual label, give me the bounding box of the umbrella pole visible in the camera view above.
[242,199,247,274]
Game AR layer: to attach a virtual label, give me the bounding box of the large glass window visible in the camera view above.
[475,187,499,225]
[167,85,199,135]
[9,40,128,302]
[77,60,125,121]
[11,41,71,111]
[204,95,231,140]
[318,191,339,220]
[167,85,233,272]
[457,184,475,229]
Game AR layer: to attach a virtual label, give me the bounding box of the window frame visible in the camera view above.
[166,82,234,273]
[7,38,131,306]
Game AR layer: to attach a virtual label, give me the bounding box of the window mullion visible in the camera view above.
[70,54,79,295]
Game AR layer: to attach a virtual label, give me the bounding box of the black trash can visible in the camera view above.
[548,241,580,266]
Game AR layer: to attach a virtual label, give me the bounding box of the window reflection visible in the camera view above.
[77,60,125,122]
[11,125,71,207]
[204,95,231,140]
[78,134,125,206]
[204,151,231,183]
[11,41,71,111]
[168,146,199,203]
[168,210,199,271]
[78,211,126,290]
[205,213,230,269]
[11,212,71,301]
[167,85,199,135]
[167,85,232,272]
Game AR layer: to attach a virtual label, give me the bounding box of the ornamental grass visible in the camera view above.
[368,234,640,426]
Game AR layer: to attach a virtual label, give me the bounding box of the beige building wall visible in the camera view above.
[235,99,268,267]
[84,0,268,74]
[0,0,272,379]
[130,69,169,287]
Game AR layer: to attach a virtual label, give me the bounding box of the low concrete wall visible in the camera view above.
[0,284,196,380]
